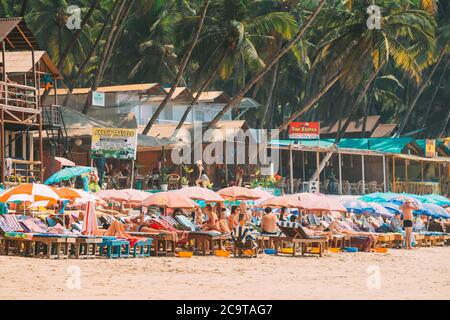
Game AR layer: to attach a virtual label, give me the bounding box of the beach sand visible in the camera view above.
[1,247,449,300]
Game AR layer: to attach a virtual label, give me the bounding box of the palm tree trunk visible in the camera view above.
[274,71,343,136]
[420,58,449,134]
[175,46,230,132]
[261,51,280,129]
[396,49,448,136]
[82,0,128,115]
[20,0,28,16]
[62,2,117,107]
[206,0,327,130]
[58,0,100,70]
[438,109,450,138]
[142,0,211,135]
[334,62,384,144]
[308,62,384,183]
[361,90,373,138]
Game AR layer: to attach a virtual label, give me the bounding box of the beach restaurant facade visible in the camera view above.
[271,137,450,196]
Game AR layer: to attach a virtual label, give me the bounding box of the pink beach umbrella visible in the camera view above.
[256,195,303,208]
[172,187,224,202]
[315,193,347,212]
[96,189,129,202]
[217,186,261,201]
[293,193,346,212]
[142,192,198,209]
[252,188,273,201]
[82,201,98,235]
[122,189,150,203]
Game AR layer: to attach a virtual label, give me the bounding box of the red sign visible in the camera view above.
[289,122,320,139]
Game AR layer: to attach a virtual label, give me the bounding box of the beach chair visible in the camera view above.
[98,237,130,259]
[72,236,103,259]
[33,234,76,259]
[275,221,327,257]
[132,238,153,258]
[189,231,228,256]
[231,226,257,258]
[176,215,198,231]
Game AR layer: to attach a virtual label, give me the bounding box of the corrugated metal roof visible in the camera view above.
[0,18,39,50]
[321,116,381,134]
[3,51,63,78]
[371,123,397,138]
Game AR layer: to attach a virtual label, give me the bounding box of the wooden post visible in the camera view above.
[382,154,387,192]
[2,41,8,106]
[361,154,366,195]
[421,161,424,181]
[0,109,4,184]
[405,158,408,193]
[31,49,37,106]
[338,152,343,195]
[392,157,396,193]
[438,163,442,195]
[38,113,43,182]
[316,142,320,192]
[54,79,58,105]
[289,144,294,194]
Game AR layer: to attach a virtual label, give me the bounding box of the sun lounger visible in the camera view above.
[4,215,24,232]
[98,238,130,259]
[131,238,153,258]
[72,236,103,259]
[32,234,76,259]
[176,215,198,231]
[188,231,229,256]
[275,221,327,257]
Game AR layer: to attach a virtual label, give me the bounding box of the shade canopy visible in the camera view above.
[256,195,303,208]
[96,189,130,202]
[367,202,394,218]
[341,199,376,214]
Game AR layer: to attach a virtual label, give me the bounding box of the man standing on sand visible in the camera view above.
[400,199,419,250]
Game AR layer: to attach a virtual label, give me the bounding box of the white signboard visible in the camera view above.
[91,91,105,107]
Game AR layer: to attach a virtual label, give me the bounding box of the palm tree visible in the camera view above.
[206,0,327,130]
[141,0,211,135]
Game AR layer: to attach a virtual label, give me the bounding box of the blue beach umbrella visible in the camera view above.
[44,166,93,185]
[380,202,401,215]
[420,194,450,207]
[420,203,450,219]
[367,202,394,219]
[341,199,376,214]
[360,192,398,203]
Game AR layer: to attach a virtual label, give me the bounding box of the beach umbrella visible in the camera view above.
[420,203,450,219]
[54,187,83,200]
[0,183,60,203]
[122,189,151,203]
[341,199,375,214]
[6,194,35,203]
[256,195,303,208]
[316,194,347,212]
[252,188,273,200]
[44,166,92,185]
[217,187,261,201]
[292,193,345,212]
[379,202,401,215]
[142,192,198,209]
[420,194,450,207]
[360,192,398,203]
[367,202,394,219]
[82,201,98,235]
[96,189,130,202]
[28,200,50,209]
[171,187,224,202]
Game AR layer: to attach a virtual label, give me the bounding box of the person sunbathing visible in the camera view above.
[328,220,377,244]
[218,208,231,234]
[202,204,221,232]
[228,206,240,230]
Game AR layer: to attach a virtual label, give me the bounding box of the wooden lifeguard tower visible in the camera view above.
[0,17,64,186]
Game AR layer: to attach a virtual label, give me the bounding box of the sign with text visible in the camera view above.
[91,91,105,107]
[91,128,137,160]
[289,122,320,140]
[425,139,436,158]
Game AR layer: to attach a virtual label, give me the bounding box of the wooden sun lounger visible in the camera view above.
[33,235,76,259]
[276,223,328,257]
[188,232,229,256]
[72,236,103,259]
[129,232,176,257]
[3,236,35,257]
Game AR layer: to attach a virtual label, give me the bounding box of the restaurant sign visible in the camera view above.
[91,128,138,160]
[425,139,436,158]
[289,122,320,139]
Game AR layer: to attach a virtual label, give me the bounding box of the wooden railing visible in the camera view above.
[393,181,441,195]
[3,159,42,186]
[0,81,38,110]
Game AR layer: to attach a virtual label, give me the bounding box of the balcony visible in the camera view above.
[0,81,38,111]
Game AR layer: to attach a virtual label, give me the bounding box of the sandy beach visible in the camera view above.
[1,247,449,300]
